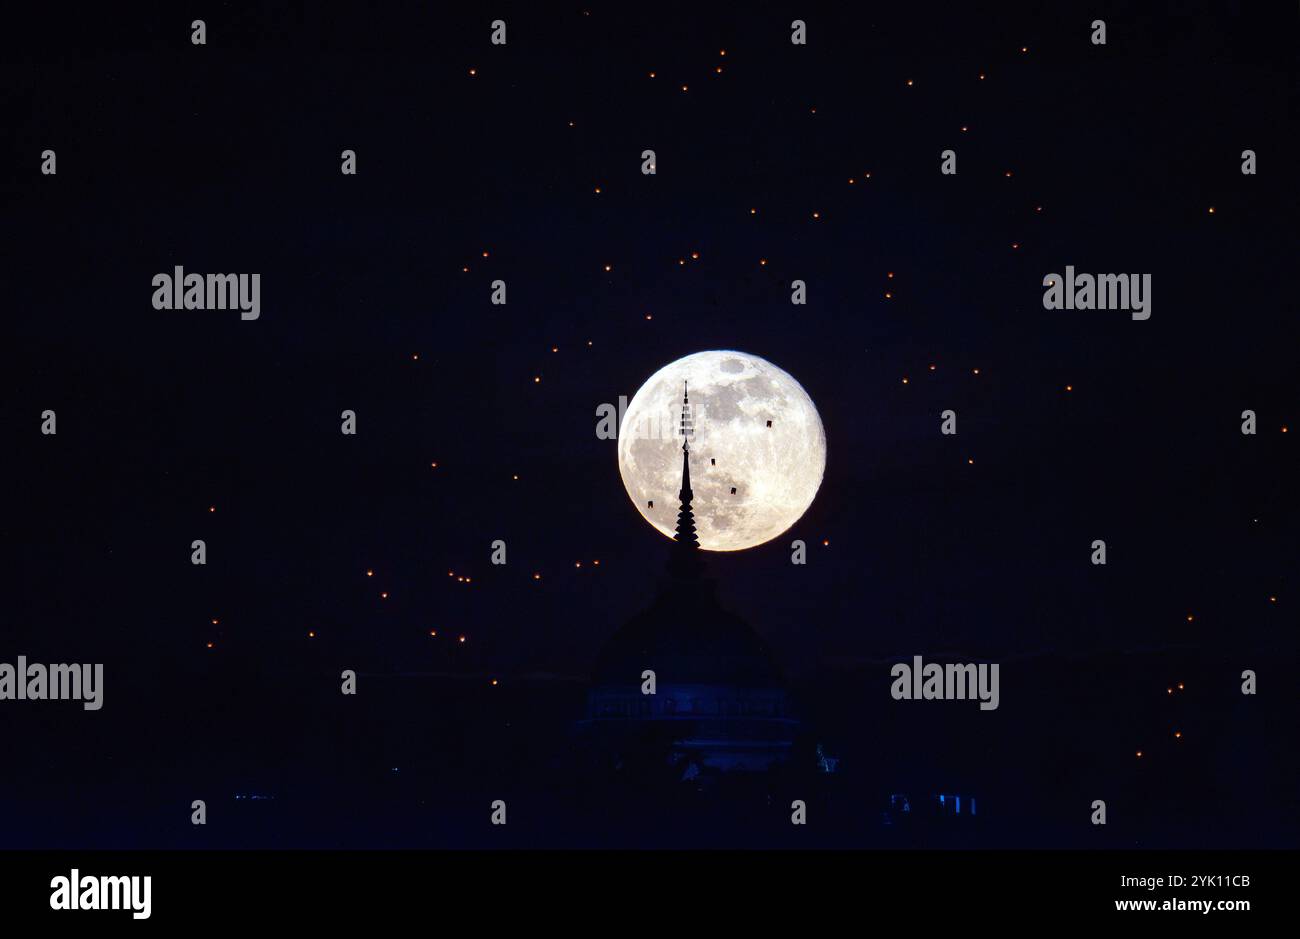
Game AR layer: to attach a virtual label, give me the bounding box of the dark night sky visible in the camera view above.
[3,2,1297,847]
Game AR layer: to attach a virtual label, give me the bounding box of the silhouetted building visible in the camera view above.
[580,383,798,777]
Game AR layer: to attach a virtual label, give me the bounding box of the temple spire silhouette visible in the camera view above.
[668,381,705,579]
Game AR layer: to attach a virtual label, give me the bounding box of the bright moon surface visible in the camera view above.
[618,350,827,551]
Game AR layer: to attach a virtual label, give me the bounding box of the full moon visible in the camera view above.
[618,350,827,551]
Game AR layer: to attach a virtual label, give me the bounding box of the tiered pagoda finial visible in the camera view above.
[668,381,705,579]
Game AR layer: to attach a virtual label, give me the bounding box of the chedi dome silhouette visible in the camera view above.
[583,382,797,776]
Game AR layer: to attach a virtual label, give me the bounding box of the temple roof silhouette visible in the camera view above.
[592,578,783,687]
